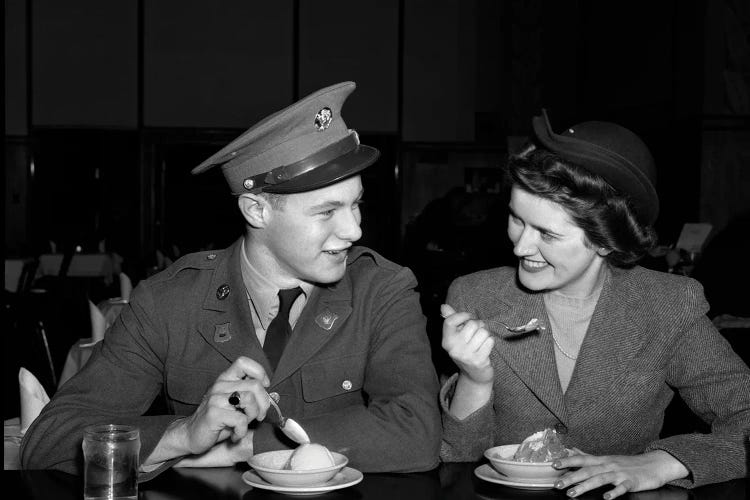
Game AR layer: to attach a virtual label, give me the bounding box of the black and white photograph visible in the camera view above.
[4,1,749,499]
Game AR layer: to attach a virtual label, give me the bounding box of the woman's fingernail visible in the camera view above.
[555,481,564,489]
[567,489,577,497]
[552,461,562,468]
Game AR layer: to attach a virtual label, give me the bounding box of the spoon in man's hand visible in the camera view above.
[266,392,310,445]
[229,390,311,445]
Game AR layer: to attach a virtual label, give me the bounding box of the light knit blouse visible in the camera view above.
[543,277,604,393]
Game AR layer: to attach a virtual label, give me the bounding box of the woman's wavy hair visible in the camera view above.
[507,144,658,268]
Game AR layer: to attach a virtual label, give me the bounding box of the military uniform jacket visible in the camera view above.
[439,265,749,487]
[21,239,441,478]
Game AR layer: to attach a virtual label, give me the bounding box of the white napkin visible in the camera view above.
[89,300,107,343]
[119,272,133,301]
[156,249,165,269]
[19,368,50,434]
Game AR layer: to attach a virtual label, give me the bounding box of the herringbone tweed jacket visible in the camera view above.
[440,265,749,488]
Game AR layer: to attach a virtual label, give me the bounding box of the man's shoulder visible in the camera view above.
[345,246,417,289]
[347,246,405,274]
[144,248,230,287]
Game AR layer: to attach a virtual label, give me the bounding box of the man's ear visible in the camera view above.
[238,194,270,228]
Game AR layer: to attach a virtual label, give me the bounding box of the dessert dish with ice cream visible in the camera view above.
[513,428,569,463]
[287,443,337,471]
[247,444,350,488]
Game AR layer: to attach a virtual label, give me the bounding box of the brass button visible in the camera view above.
[243,178,254,190]
[216,284,230,300]
[341,380,352,391]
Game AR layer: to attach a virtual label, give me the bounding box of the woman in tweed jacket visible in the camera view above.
[440,110,750,498]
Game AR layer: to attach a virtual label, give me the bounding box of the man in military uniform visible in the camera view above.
[21,82,441,478]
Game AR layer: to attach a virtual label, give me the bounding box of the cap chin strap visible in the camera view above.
[242,131,360,192]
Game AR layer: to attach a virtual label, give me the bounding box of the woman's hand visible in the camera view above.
[440,304,495,385]
[553,450,689,499]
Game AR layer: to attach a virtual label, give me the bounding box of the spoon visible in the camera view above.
[267,392,310,445]
[440,310,546,335]
[497,318,547,334]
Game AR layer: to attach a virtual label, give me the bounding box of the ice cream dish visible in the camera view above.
[483,429,571,482]
[513,428,569,463]
[288,443,336,470]
[248,446,347,487]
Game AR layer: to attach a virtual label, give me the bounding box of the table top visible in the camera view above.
[4,463,747,500]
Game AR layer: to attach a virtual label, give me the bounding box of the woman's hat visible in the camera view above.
[532,109,659,225]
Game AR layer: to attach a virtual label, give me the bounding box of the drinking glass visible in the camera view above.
[82,424,140,500]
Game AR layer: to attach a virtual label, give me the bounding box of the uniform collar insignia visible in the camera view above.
[315,309,339,331]
[214,323,232,343]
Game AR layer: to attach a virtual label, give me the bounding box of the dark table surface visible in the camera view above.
[5,463,747,500]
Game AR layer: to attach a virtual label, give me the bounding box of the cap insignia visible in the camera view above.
[314,107,333,131]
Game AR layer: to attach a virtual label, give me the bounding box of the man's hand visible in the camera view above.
[178,356,271,456]
[441,304,494,385]
[174,430,255,468]
[552,450,689,499]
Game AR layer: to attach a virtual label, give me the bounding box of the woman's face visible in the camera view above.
[507,186,606,297]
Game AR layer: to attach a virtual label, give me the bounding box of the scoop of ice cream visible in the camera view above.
[288,443,335,471]
[513,428,569,462]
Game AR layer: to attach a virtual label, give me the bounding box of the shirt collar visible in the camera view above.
[239,237,314,329]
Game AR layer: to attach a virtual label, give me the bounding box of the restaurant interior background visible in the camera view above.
[4,0,749,423]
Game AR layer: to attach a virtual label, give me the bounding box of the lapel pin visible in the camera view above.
[214,323,232,343]
[315,309,339,331]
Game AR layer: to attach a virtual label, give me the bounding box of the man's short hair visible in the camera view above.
[259,192,285,210]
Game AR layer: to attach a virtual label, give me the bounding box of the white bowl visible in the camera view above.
[248,450,348,487]
[484,444,566,481]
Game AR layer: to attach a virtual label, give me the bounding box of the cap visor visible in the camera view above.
[263,145,380,194]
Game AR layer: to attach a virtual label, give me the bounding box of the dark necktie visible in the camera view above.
[263,287,303,371]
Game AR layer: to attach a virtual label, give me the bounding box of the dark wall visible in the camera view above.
[5,0,748,271]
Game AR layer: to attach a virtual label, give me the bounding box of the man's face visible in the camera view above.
[507,186,604,297]
[263,175,364,285]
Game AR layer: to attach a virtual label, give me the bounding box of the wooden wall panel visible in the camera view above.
[298,0,399,134]
[5,0,27,135]
[402,0,476,142]
[144,1,294,128]
[32,0,137,127]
